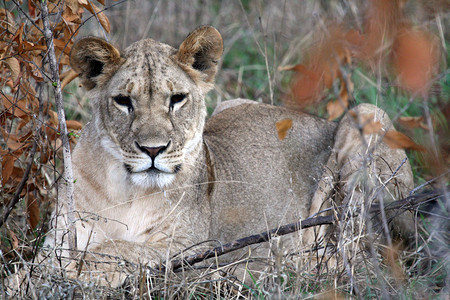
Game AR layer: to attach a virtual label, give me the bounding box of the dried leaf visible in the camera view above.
[28,0,36,18]
[383,130,426,152]
[398,116,429,130]
[326,89,349,121]
[53,39,72,55]
[8,230,19,250]
[392,28,440,95]
[287,24,359,108]
[21,41,47,52]
[3,57,20,82]
[290,65,322,106]
[275,119,293,140]
[66,120,83,131]
[61,69,79,90]
[1,97,30,118]
[360,0,403,60]
[7,138,25,152]
[2,154,16,184]
[26,195,40,230]
[81,1,111,33]
[48,110,59,127]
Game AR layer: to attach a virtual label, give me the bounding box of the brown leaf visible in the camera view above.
[21,41,47,52]
[1,95,25,117]
[392,27,440,95]
[383,130,426,152]
[289,65,323,106]
[8,230,19,250]
[1,154,16,184]
[53,39,72,55]
[398,116,429,130]
[326,94,349,121]
[66,120,83,131]
[7,138,25,152]
[28,0,36,18]
[26,195,40,230]
[48,110,59,127]
[61,69,79,90]
[3,57,20,83]
[275,119,293,140]
[360,0,403,60]
[81,1,111,32]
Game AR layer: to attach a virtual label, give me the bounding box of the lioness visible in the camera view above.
[40,26,413,286]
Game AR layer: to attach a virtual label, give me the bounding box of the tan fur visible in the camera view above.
[41,26,414,286]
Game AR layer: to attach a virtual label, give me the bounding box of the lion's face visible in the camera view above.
[70,27,223,188]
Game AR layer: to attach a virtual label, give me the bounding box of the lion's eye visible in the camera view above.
[113,95,133,112]
[170,93,187,109]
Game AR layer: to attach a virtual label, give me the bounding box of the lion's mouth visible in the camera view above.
[124,164,178,175]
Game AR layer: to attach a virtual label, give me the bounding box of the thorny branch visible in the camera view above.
[40,0,77,258]
[169,188,445,272]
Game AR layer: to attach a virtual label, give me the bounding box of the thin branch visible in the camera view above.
[10,0,44,34]
[169,188,445,272]
[40,0,77,259]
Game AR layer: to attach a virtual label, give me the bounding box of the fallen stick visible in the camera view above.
[169,188,444,271]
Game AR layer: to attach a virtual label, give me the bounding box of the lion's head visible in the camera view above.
[70,26,223,188]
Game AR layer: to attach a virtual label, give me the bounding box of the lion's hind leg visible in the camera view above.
[306,103,415,282]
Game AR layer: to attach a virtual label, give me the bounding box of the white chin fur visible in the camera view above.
[130,172,175,188]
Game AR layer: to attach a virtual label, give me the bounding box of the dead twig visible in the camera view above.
[40,0,77,258]
[169,187,445,272]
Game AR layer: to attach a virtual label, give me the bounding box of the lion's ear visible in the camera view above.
[70,37,124,90]
[176,26,223,83]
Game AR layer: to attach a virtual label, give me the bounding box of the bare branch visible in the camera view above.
[40,0,77,258]
[169,188,445,271]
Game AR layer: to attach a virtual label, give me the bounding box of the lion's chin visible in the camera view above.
[129,171,176,189]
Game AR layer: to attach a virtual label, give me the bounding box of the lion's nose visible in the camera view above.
[135,142,169,160]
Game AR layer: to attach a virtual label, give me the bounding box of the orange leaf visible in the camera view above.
[81,1,111,33]
[275,119,293,140]
[66,120,83,131]
[392,28,440,95]
[290,66,323,106]
[326,96,348,121]
[383,130,426,152]
[1,154,16,184]
[61,69,79,90]
[398,116,429,130]
[53,39,72,55]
